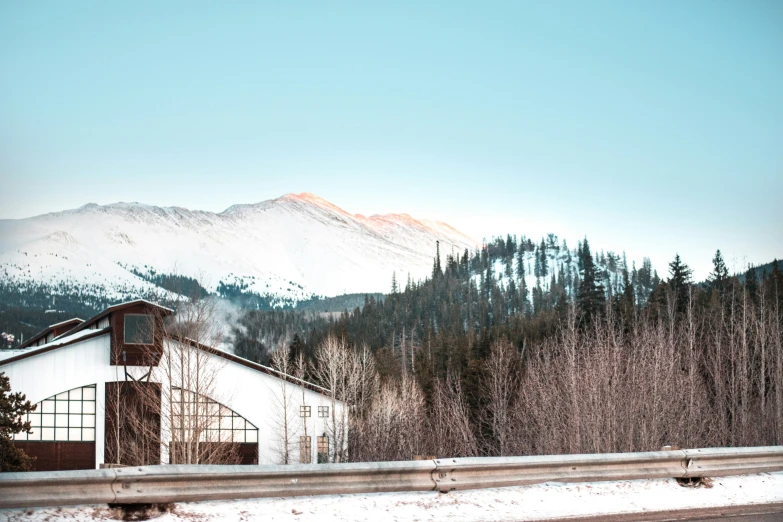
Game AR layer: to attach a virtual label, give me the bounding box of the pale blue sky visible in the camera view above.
[1,1,781,279]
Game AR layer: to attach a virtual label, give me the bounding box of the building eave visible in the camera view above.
[0,329,111,367]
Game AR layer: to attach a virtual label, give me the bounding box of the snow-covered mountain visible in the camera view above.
[0,193,477,305]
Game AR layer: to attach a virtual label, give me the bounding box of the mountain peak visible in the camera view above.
[277,192,353,216]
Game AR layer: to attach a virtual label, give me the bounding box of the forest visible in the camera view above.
[231,236,783,460]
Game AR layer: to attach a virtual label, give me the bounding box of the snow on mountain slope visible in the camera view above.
[0,193,477,304]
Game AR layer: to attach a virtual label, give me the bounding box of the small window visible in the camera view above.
[317,435,329,463]
[300,405,311,418]
[318,406,329,418]
[299,436,312,464]
[124,314,154,345]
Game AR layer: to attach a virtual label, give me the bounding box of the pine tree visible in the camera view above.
[708,249,729,294]
[391,271,399,294]
[534,246,542,279]
[577,238,605,323]
[432,241,443,279]
[516,246,529,314]
[745,265,758,300]
[0,372,35,471]
[539,239,549,279]
[668,254,693,316]
[616,264,635,325]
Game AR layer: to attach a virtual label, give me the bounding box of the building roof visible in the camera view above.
[0,328,110,365]
[17,318,84,350]
[176,337,332,397]
[59,299,175,338]
[2,299,331,397]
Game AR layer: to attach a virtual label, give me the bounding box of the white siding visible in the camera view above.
[1,334,344,467]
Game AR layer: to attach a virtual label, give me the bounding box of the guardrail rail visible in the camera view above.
[1,446,782,509]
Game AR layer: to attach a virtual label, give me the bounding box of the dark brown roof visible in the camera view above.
[18,318,84,350]
[60,299,174,338]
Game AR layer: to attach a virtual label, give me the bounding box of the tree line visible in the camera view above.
[240,237,783,459]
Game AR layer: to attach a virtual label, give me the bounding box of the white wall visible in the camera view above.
[1,334,344,467]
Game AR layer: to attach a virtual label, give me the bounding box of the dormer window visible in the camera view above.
[124,314,154,345]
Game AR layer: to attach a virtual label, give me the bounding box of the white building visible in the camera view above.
[0,300,342,471]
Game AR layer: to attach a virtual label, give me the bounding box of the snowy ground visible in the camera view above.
[1,472,781,522]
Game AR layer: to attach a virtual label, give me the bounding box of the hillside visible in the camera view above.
[0,193,476,307]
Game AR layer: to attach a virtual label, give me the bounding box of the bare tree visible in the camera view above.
[429,374,479,458]
[270,343,298,464]
[482,339,519,456]
[108,291,241,466]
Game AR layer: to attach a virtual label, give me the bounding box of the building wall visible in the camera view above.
[2,334,344,469]
[158,340,340,465]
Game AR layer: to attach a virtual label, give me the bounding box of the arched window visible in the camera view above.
[14,385,97,442]
[169,388,258,444]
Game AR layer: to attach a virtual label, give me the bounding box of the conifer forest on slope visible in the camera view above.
[231,235,783,459]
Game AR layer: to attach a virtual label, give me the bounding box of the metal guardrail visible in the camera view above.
[1,446,782,509]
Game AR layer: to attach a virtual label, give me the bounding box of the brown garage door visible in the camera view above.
[14,441,96,471]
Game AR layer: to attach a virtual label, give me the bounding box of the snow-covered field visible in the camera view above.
[1,472,781,522]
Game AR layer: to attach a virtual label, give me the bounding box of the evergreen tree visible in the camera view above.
[288,333,307,363]
[616,264,635,325]
[577,238,605,323]
[539,239,549,279]
[534,246,542,279]
[432,241,443,279]
[708,250,729,294]
[667,254,693,316]
[0,372,35,471]
[745,265,758,300]
[516,246,529,314]
[391,271,399,294]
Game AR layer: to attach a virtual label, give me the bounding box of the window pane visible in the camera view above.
[124,314,154,344]
[13,431,25,441]
[28,413,41,428]
[83,387,96,400]
[83,415,95,428]
[55,392,68,401]
[69,402,82,414]
[69,388,82,400]
[246,430,258,443]
[42,400,55,413]
[83,402,95,414]
[82,428,95,441]
[28,427,40,441]
[55,427,67,440]
[232,429,245,443]
[55,414,68,427]
[42,414,54,427]
[69,414,82,427]
[68,428,81,441]
[233,418,246,430]
[42,427,55,440]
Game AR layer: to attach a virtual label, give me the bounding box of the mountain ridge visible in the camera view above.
[0,193,477,305]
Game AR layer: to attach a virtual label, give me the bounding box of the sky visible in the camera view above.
[1,1,781,280]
